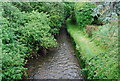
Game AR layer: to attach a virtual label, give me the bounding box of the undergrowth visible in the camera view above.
[67,22,119,79]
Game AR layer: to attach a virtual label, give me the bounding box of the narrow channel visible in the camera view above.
[26,28,83,79]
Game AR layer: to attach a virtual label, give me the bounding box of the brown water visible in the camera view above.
[26,28,83,79]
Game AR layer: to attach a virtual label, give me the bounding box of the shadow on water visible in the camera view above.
[25,27,84,79]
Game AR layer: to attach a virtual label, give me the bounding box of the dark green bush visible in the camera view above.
[75,2,96,29]
[12,2,33,12]
[64,2,76,23]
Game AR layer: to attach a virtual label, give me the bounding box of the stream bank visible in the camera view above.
[25,28,83,79]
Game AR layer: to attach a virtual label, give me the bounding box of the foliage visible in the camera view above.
[70,2,119,79]
[90,2,119,78]
[64,2,76,24]
[11,2,75,34]
[2,2,57,80]
[20,11,57,49]
[74,2,96,29]
[12,2,33,12]
[29,2,65,34]
[90,23,119,79]
[2,1,119,80]
[1,6,29,80]
[0,3,3,80]
[67,22,119,79]
[2,3,27,27]
[93,24,118,49]
[64,2,75,20]
[92,2,119,25]
[2,43,28,80]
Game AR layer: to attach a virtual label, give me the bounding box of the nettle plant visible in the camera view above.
[75,2,96,29]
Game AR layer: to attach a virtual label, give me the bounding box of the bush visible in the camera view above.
[29,2,65,34]
[1,8,29,80]
[64,2,76,23]
[2,3,57,80]
[2,43,28,80]
[75,2,96,29]
[11,2,75,34]
[20,11,57,49]
[12,2,33,12]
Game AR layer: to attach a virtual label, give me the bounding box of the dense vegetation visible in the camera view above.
[68,2,119,79]
[2,3,29,80]
[75,2,96,29]
[13,2,66,34]
[1,2,67,80]
[1,1,119,80]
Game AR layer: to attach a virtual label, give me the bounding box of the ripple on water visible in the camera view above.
[26,28,83,79]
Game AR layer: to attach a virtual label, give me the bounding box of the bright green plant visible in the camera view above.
[2,3,56,80]
[20,11,57,49]
[75,2,96,29]
[29,2,65,34]
[2,43,29,80]
[11,2,75,34]
[2,7,29,80]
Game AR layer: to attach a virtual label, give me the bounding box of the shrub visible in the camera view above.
[20,11,57,49]
[2,3,27,27]
[12,2,33,12]
[11,2,75,34]
[2,3,57,80]
[74,2,96,29]
[2,43,28,80]
[64,2,76,23]
[87,3,119,78]
[29,2,65,34]
[1,8,29,80]
[92,2,119,25]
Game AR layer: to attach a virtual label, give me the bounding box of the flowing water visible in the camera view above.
[26,28,83,79]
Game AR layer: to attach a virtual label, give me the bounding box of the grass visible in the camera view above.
[66,21,119,79]
[67,22,105,61]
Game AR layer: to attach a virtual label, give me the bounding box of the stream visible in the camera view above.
[26,28,83,79]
